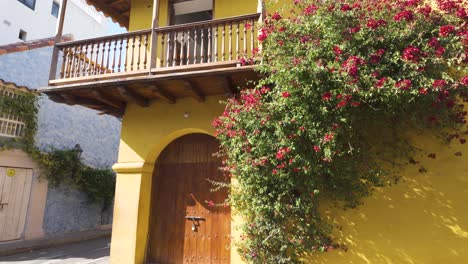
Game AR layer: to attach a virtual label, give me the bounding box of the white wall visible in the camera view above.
[0,0,115,45]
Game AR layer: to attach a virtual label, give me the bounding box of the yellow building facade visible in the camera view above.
[42,0,468,263]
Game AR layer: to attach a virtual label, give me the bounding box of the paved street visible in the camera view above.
[0,238,110,264]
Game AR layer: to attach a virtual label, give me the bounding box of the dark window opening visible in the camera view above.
[19,29,27,41]
[51,1,60,18]
[17,0,36,10]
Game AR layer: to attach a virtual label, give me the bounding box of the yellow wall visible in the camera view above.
[112,1,468,264]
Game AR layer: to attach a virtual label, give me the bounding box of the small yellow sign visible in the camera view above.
[6,169,16,177]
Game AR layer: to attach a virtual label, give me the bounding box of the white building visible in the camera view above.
[0,0,114,45]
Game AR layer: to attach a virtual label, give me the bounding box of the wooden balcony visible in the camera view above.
[42,14,262,117]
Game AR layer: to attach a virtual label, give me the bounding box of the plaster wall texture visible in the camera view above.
[0,0,113,45]
[0,46,120,235]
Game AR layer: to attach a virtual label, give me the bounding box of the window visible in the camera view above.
[51,1,60,18]
[17,0,36,10]
[18,30,27,41]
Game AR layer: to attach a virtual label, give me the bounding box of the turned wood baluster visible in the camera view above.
[236,22,240,59]
[222,23,225,61]
[251,19,255,56]
[136,35,142,70]
[179,31,184,65]
[193,28,198,64]
[143,34,149,69]
[243,20,247,56]
[70,46,77,78]
[160,32,165,67]
[207,27,212,63]
[75,45,83,77]
[81,44,88,76]
[229,23,233,61]
[60,47,67,79]
[130,35,136,71]
[214,26,218,62]
[124,37,130,72]
[100,41,107,74]
[112,39,117,73]
[201,28,205,63]
[118,38,123,73]
[185,29,190,65]
[166,32,172,67]
[172,31,177,66]
[95,41,101,74]
[106,40,111,72]
[87,42,94,75]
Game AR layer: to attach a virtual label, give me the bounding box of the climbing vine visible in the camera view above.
[214,0,467,263]
[0,91,115,207]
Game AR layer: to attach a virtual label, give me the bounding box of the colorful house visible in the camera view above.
[41,0,468,263]
[0,37,120,252]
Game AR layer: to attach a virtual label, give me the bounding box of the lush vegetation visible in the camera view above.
[0,92,115,207]
[214,0,468,262]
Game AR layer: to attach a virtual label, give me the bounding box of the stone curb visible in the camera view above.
[0,229,111,257]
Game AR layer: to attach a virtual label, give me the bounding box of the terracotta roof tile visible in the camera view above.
[0,35,74,55]
[0,79,37,94]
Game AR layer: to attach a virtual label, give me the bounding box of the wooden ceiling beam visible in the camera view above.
[221,76,237,97]
[60,93,123,114]
[90,90,126,110]
[116,86,149,107]
[149,85,176,104]
[182,80,205,102]
[85,0,129,28]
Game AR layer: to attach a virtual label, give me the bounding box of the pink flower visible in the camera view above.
[304,4,318,15]
[396,79,412,90]
[323,133,334,143]
[258,28,268,42]
[272,169,278,175]
[276,147,291,160]
[245,23,252,30]
[394,10,414,21]
[366,19,386,30]
[439,25,455,37]
[341,4,352,11]
[278,40,285,46]
[272,12,282,21]
[313,145,321,153]
[461,76,468,86]
[207,200,215,207]
[417,6,432,17]
[419,88,428,95]
[435,47,445,57]
[433,79,447,88]
[333,46,343,56]
[322,92,332,101]
[402,46,422,63]
[456,8,467,19]
[336,100,347,109]
[282,91,291,98]
[428,38,440,48]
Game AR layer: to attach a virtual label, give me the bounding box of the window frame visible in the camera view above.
[17,0,36,10]
[51,1,60,18]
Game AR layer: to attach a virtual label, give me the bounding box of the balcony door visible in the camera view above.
[168,0,213,65]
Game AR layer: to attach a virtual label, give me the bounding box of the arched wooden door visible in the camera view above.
[147,134,231,264]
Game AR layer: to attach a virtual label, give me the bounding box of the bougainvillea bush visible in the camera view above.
[214,0,467,263]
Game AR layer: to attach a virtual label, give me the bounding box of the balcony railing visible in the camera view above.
[50,13,261,84]
[0,88,26,138]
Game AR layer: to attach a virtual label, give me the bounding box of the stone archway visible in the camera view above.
[147,133,231,264]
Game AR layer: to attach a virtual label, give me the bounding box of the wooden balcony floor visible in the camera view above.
[41,64,260,117]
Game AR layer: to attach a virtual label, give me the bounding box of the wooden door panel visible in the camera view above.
[0,168,33,241]
[148,134,230,264]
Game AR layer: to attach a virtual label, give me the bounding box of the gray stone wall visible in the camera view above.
[0,46,120,234]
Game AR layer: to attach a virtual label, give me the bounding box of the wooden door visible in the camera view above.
[0,167,33,241]
[148,134,231,264]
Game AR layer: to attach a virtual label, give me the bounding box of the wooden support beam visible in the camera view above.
[182,80,205,102]
[49,0,69,82]
[47,93,67,104]
[221,76,237,97]
[149,85,176,104]
[61,93,124,116]
[116,86,149,107]
[90,90,126,109]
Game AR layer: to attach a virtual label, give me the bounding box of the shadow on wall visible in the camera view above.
[306,130,468,263]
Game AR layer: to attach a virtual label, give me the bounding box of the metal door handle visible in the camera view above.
[185,216,205,221]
